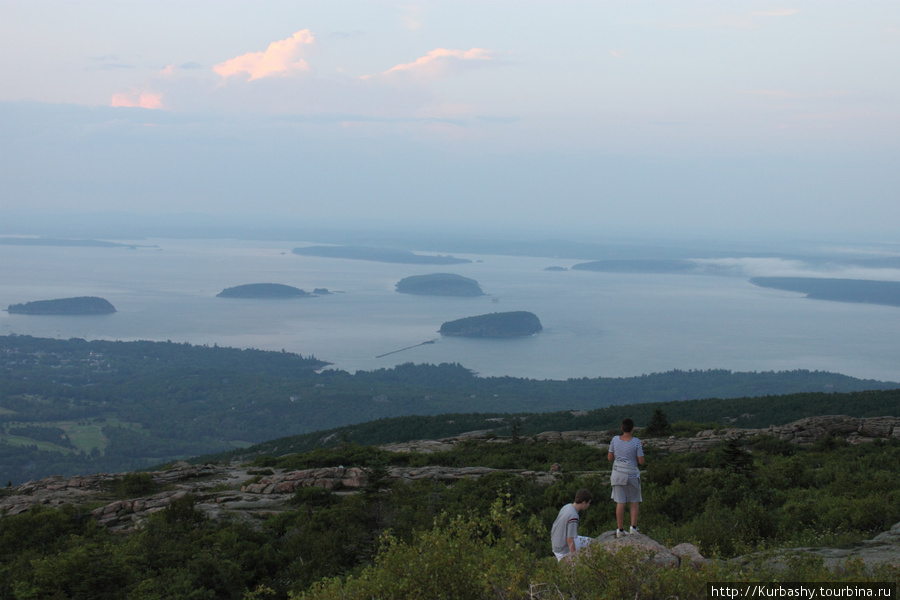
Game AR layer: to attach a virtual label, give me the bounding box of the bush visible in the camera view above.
[114,472,158,498]
[295,495,547,600]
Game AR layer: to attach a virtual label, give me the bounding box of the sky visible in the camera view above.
[1,1,899,240]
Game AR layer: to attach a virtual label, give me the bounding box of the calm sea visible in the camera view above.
[1,238,898,382]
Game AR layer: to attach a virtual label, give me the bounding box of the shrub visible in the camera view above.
[114,472,158,498]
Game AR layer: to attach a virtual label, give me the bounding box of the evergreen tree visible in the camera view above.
[645,407,672,436]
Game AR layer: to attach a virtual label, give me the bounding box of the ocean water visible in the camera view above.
[1,238,899,382]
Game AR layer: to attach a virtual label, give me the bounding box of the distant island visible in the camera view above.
[292,245,471,265]
[0,237,152,249]
[217,284,317,299]
[439,311,543,338]
[396,273,485,296]
[544,266,567,271]
[7,297,116,315]
[750,277,900,307]
[572,259,699,274]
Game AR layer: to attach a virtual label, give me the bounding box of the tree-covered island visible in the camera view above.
[572,259,699,274]
[6,297,116,315]
[292,245,471,264]
[216,283,315,299]
[439,310,543,337]
[395,273,485,296]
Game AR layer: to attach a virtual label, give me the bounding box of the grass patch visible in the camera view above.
[0,431,73,453]
[0,416,146,454]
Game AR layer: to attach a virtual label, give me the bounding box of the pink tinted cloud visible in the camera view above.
[369,47,492,79]
[110,91,164,109]
[214,29,315,80]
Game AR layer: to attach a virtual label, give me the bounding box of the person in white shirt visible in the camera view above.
[608,417,645,538]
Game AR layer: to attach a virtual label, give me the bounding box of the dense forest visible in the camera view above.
[1,335,898,485]
[197,387,900,464]
[1,429,897,599]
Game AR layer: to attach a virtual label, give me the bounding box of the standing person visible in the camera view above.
[608,417,644,538]
[550,489,593,561]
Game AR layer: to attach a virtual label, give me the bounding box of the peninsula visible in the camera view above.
[750,277,900,307]
[439,311,543,338]
[216,284,313,299]
[7,297,116,315]
[395,273,484,296]
[292,245,471,265]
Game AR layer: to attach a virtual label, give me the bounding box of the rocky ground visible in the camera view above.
[1,415,897,567]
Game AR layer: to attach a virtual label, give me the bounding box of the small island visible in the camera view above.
[0,237,153,249]
[217,284,313,299]
[292,245,471,265]
[395,273,485,297]
[7,297,116,315]
[439,311,543,338]
[544,266,568,272]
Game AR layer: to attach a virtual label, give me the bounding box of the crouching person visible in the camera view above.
[551,489,593,561]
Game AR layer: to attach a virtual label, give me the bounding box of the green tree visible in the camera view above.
[645,407,672,436]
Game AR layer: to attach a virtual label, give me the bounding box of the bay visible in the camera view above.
[1,238,898,382]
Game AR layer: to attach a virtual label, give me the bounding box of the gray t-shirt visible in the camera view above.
[551,503,580,555]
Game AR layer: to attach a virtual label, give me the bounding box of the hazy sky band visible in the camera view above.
[1,1,898,238]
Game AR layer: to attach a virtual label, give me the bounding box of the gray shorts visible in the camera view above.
[611,476,642,503]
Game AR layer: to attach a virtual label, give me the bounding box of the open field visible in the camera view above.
[0,416,145,454]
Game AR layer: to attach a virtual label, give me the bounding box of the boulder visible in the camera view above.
[567,531,689,568]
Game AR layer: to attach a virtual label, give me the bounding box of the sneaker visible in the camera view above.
[616,529,626,538]
[629,526,639,535]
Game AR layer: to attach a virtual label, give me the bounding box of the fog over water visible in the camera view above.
[1,238,899,382]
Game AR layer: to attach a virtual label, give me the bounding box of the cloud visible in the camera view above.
[368,47,492,80]
[103,36,494,125]
[214,29,315,81]
[609,50,625,59]
[692,257,900,281]
[401,6,423,30]
[110,91,164,110]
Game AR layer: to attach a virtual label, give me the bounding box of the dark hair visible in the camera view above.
[574,489,593,504]
[621,418,634,433]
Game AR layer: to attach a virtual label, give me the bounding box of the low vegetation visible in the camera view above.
[2,432,897,599]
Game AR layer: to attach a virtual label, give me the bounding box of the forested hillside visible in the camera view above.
[200,388,900,463]
[1,334,897,484]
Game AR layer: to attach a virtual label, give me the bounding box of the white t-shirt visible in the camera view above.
[609,436,643,476]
